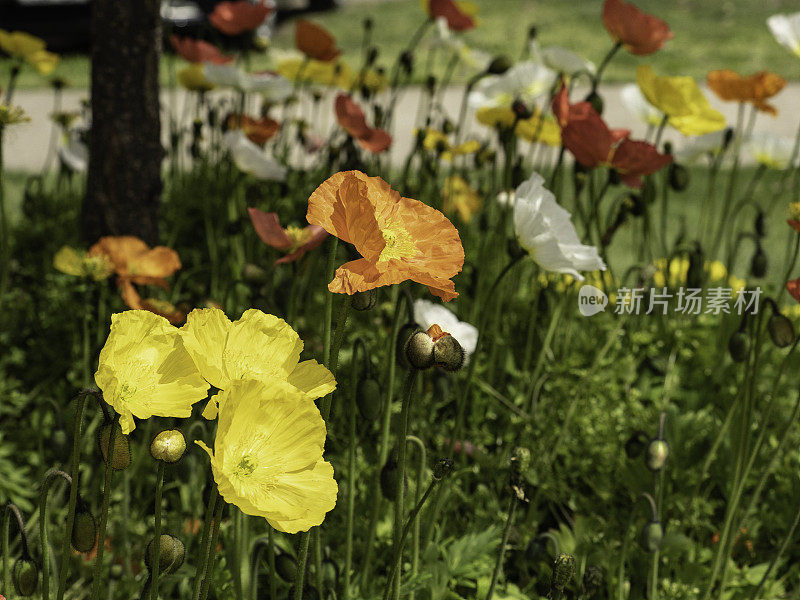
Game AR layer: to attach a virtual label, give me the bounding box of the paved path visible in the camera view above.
[5,82,800,172]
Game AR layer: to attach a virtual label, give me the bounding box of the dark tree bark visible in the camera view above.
[82,0,164,246]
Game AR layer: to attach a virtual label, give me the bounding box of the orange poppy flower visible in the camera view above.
[707,70,786,116]
[788,277,800,303]
[789,219,800,233]
[208,0,272,36]
[119,280,186,325]
[226,113,281,145]
[334,94,392,153]
[295,19,341,62]
[306,171,464,301]
[602,0,673,56]
[248,207,328,264]
[425,0,476,32]
[170,35,233,65]
[552,85,672,187]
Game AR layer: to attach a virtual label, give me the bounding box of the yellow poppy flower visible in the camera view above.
[54,246,113,281]
[0,30,46,59]
[178,64,215,92]
[196,379,337,533]
[27,49,59,75]
[476,106,561,146]
[95,311,211,434]
[276,56,352,89]
[421,129,481,161]
[442,175,482,222]
[636,65,726,136]
[179,308,336,417]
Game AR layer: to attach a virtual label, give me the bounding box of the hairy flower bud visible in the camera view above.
[275,551,298,582]
[71,501,98,553]
[404,329,435,370]
[150,429,187,464]
[433,334,464,372]
[728,331,750,363]
[768,313,795,348]
[641,520,664,552]
[433,458,455,480]
[351,289,378,311]
[13,558,38,596]
[582,566,604,598]
[646,439,669,472]
[98,422,131,471]
[145,534,185,575]
[550,553,576,595]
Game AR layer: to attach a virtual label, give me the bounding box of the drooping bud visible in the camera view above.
[668,163,689,191]
[584,91,603,115]
[768,313,795,348]
[98,422,131,471]
[150,429,187,464]
[13,558,38,596]
[750,246,767,278]
[486,55,513,75]
[145,534,186,575]
[351,289,378,311]
[356,377,383,421]
[380,456,402,500]
[728,330,750,363]
[71,499,98,553]
[425,75,437,95]
[550,553,576,596]
[433,458,455,480]
[646,439,669,471]
[722,127,734,151]
[641,520,664,552]
[275,551,298,582]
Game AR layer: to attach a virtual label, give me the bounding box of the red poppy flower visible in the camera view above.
[602,0,673,56]
[427,0,476,32]
[248,208,328,264]
[334,94,392,153]
[226,113,281,145]
[788,219,800,233]
[552,85,672,187]
[169,35,233,65]
[295,19,341,62]
[209,0,272,36]
[788,277,800,303]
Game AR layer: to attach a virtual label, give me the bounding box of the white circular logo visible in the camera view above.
[578,285,608,317]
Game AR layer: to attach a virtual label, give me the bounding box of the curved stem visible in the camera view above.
[40,470,72,600]
[149,462,166,600]
[405,435,426,600]
[484,495,517,600]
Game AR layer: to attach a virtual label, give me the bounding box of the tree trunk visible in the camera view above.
[83,0,163,246]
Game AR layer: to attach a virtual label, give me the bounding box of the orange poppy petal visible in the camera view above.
[788,277,800,303]
[295,19,341,62]
[209,0,271,36]
[248,208,293,249]
[357,128,392,153]
[429,0,476,32]
[333,174,387,262]
[788,219,800,233]
[335,94,371,139]
[602,0,673,56]
[170,35,233,65]
[132,247,182,279]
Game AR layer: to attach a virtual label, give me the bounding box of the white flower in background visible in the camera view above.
[529,41,595,76]
[224,130,287,181]
[203,63,292,101]
[413,299,478,359]
[468,61,556,109]
[767,13,800,57]
[744,132,796,169]
[675,129,730,163]
[430,18,491,71]
[58,128,88,173]
[620,84,663,127]
[513,172,606,280]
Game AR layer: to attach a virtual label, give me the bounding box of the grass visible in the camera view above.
[3,0,800,91]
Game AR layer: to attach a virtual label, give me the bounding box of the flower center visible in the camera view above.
[378,221,417,262]
[286,226,314,252]
[233,455,256,479]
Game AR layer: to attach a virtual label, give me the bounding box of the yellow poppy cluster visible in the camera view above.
[0,29,59,76]
[95,308,337,533]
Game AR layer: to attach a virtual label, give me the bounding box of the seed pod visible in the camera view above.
[550,553,576,595]
[404,330,435,370]
[150,429,187,463]
[668,163,689,191]
[98,422,131,471]
[486,55,512,75]
[641,520,664,552]
[145,534,185,575]
[646,439,669,471]
[433,458,455,480]
[356,378,383,421]
[433,335,465,372]
[750,247,767,278]
[584,91,603,115]
[728,330,750,363]
[13,558,38,596]
[769,313,795,348]
[71,501,98,553]
[275,551,298,582]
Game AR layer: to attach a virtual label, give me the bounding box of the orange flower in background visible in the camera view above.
[422,0,477,32]
[335,94,392,153]
[248,207,328,264]
[295,19,341,62]
[552,85,672,187]
[119,281,186,325]
[707,70,786,116]
[169,35,233,64]
[788,277,800,303]
[602,0,673,56]
[209,0,272,36]
[307,171,464,301]
[788,203,800,233]
[226,113,280,145]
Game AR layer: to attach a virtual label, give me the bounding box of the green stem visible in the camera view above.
[406,435,426,600]
[343,364,358,600]
[749,491,800,599]
[590,42,622,93]
[40,470,72,600]
[149,462,165,600]
[292,532,311,600]
[191,485,219,600]
[198,500,225,600]
[485,495,517,600]
[89,417,119,600]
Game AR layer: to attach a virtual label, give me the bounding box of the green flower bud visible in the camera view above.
[71,504,98,553]
[686,245,705,289]
[550,553,576,594]
[646,439,669,471]
[351,289,378,311]
[433,334,465,372]
[275,551,298,582]
[145,534,185,575]
[728,331,750,363]
[768,313,795,348]
[641,520,664,552]
[404,329,435,370]
[668,163,689,191]
[98,422,131,471]
[433,458,455,480]
[150,429,187,464]
[396,322,420,368]
[13,558,38,596]
[750,247,767,278]
[356,378,383,421]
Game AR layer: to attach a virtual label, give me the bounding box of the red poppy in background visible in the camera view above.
[295,19,341,62]
[248,208,328,264]
[334,94,392,153]
[226,114,281,145]
[552,85,672,187]
[788,277,800,303]
[169,35,234,64]
[602,0,673,56]
[789,219,800,233]
[427,0,476,32]
[209,0,272,36]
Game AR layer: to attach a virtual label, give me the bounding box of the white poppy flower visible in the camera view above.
[530,41,595,76]
[620,84,663,127]
[203,64,292,101]
[513,172,606,280]
[468,60,556,109]
[767,13,800,57]
[58,129,88,173]
[743,132,796,169]
[413,299,478,359]
[224,130,287,181]
[675,130,729,163]
[430,18,491,71]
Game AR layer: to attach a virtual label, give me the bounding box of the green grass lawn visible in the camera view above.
[3,0,800,90]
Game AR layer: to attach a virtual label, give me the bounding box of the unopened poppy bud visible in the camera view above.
[425,75,437,94]
[275,551,298,582]
[13,558,38,596]
[433,457,455,480]
[433,334,464,372]
[584,91,603,115]
[755,211,766,237]
[351,289,378,311]
[356,378,383,420]
[686,246,705,289]
[396,322,420,368]
[400,51,414,74]
[641,520,664,552]
[150,429,187,463]
[728,331,750,363]
[550,553,576,595]
[98,422,131,471]
[750,247,767,278]
[512,100,532,120]
[582,566,604,597]
[668,163,689,191]
[486,55,513,75]
[71,501,98,553]
[768,313,795,348]
[512,158,525,188]
[646,439,669,471]
[109,563,124,580]
[145,534,185,575]
[722,127,734,150]
[51,77,67,91]
[404,329,436,370]
[366,46,379,66]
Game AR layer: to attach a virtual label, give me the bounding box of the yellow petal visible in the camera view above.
[266,461,338,533]
[53,246,84,276]
[223,309,303,382]
[287,360,336,400]
[180,308,233,389]
[28,49,58,75]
